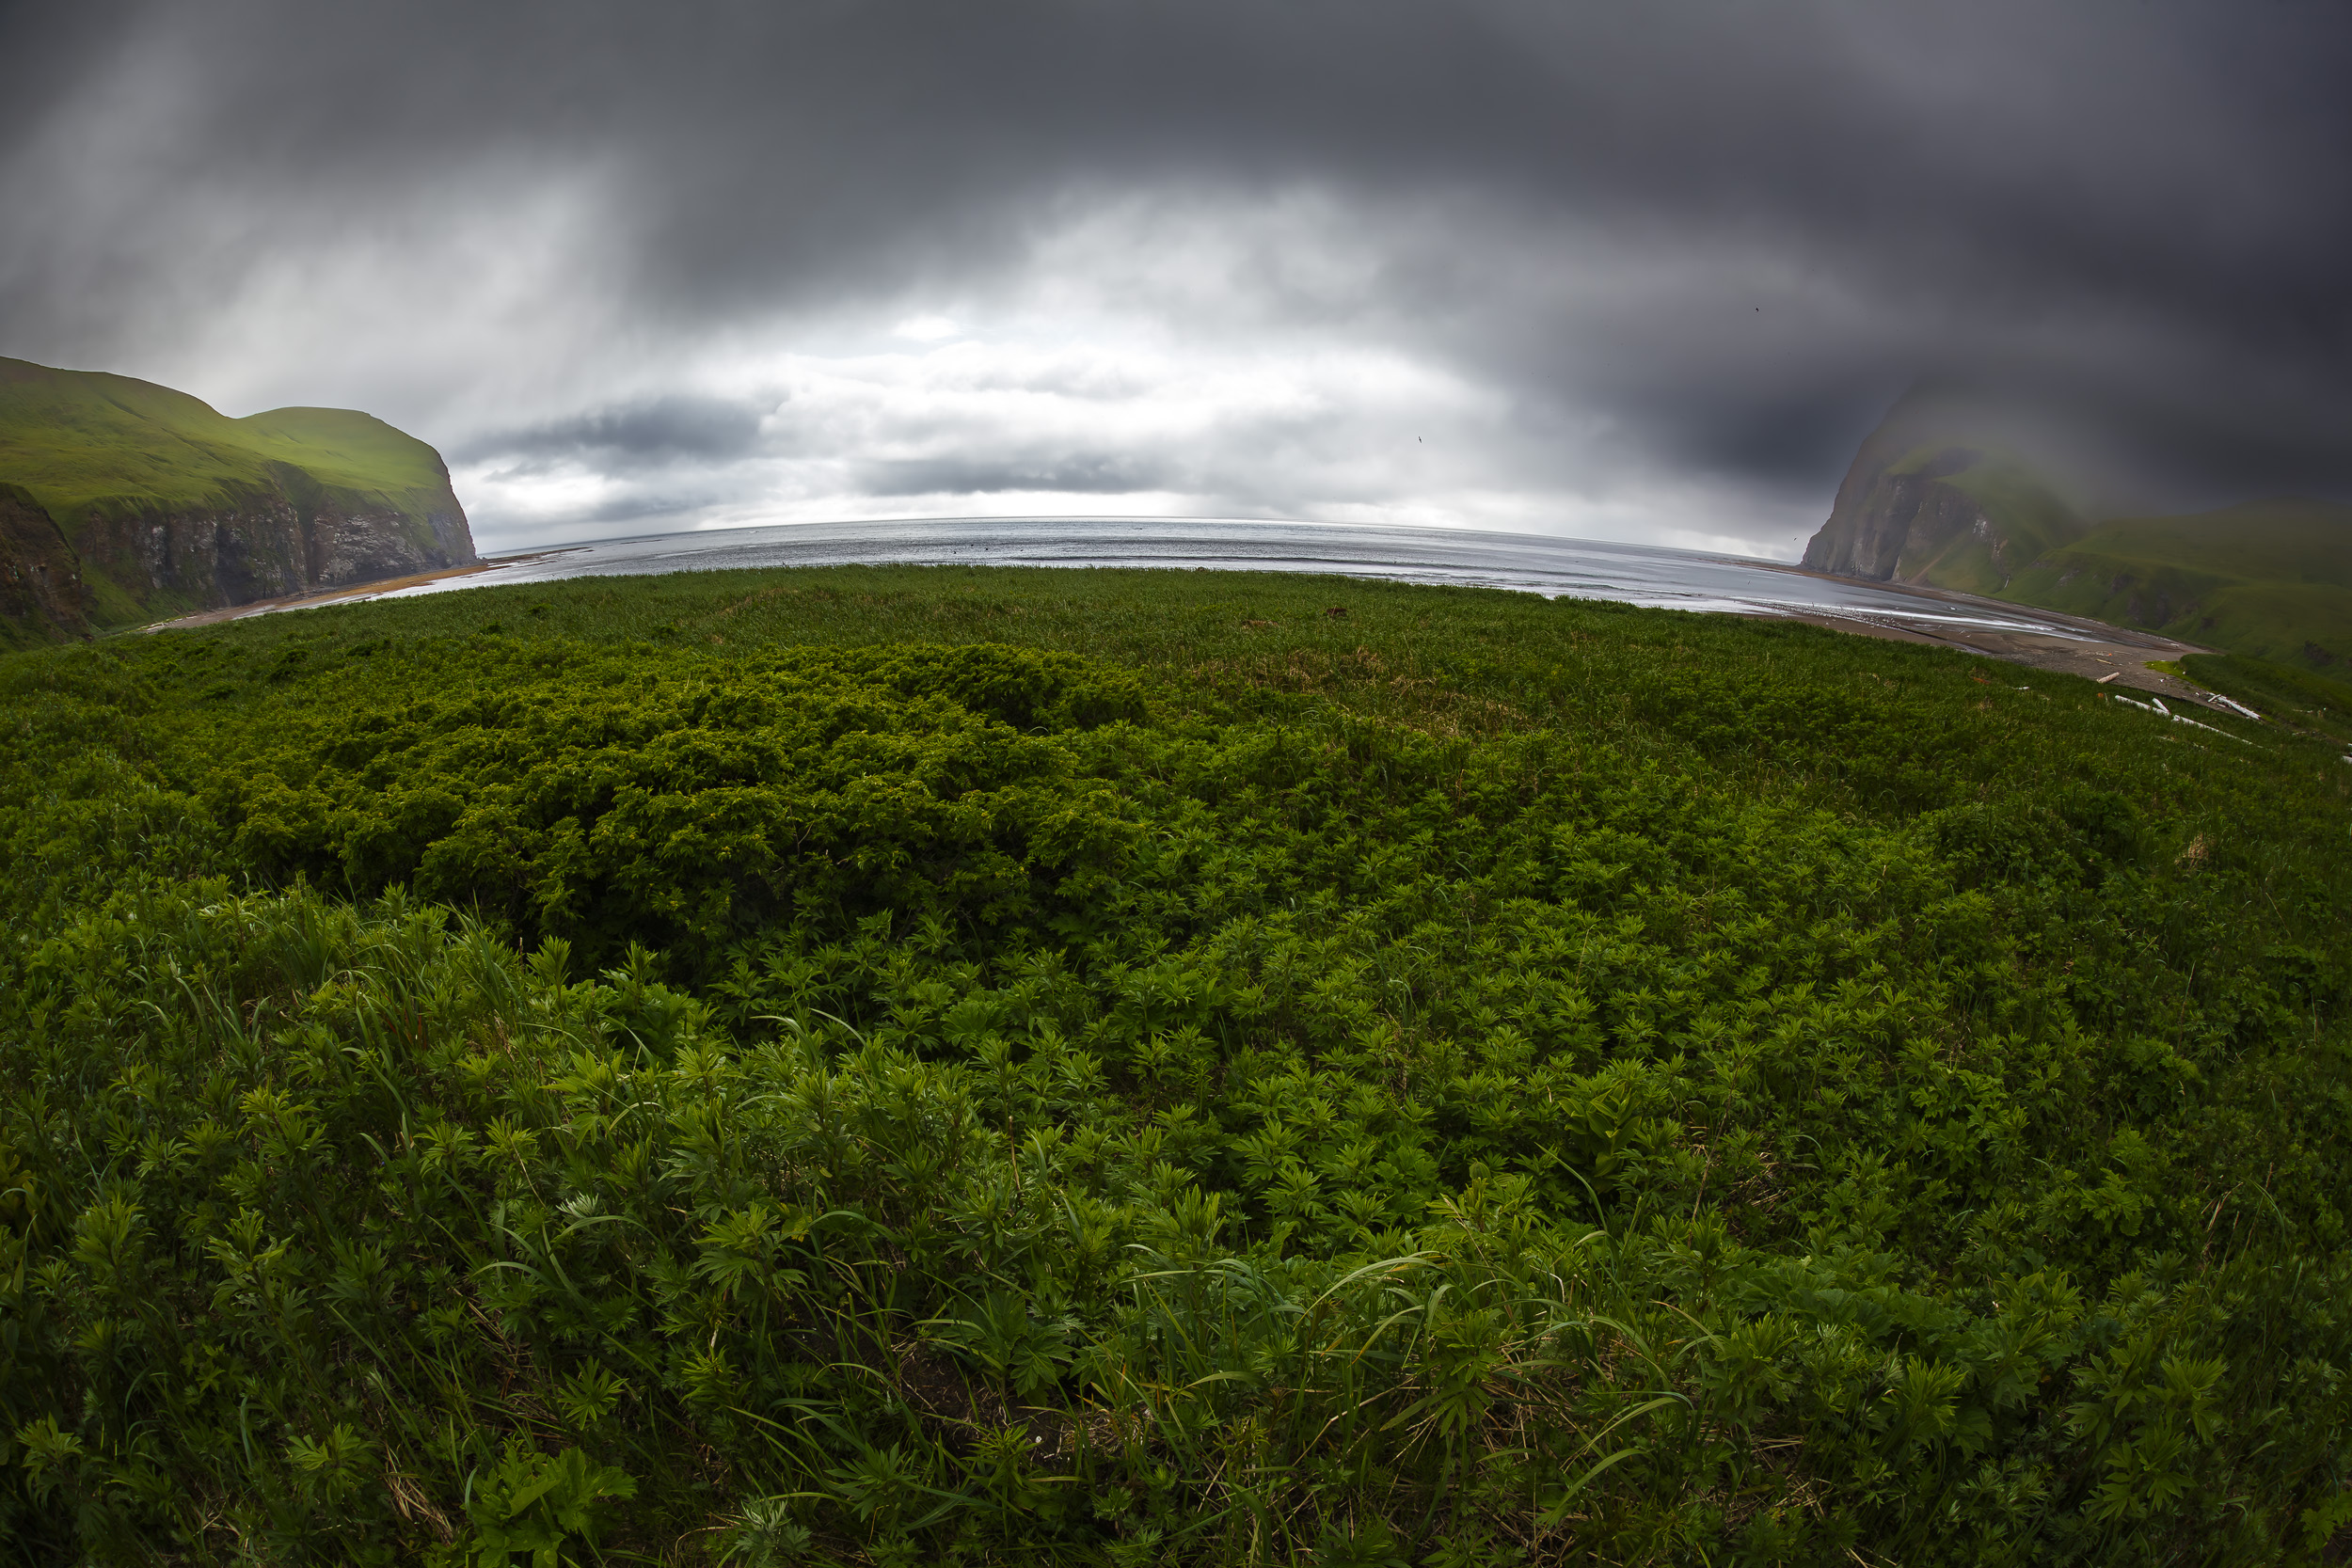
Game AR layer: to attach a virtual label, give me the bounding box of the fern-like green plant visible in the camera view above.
[462,1444,636,1567]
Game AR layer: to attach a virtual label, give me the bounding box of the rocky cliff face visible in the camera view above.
[72,478,474,615]
[1803,442,1989,580]
[1805,384,2352,671]
[0,357,477,638]
[1802,385,2088,594]
[0,483,89,645]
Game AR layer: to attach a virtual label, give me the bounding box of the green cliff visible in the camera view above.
[1800,384,2090,594]
[0,356,475,642]
[1805,387,2352,674]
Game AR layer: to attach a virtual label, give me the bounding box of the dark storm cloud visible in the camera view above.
[459,395,768,468]
[3,0,2346,542]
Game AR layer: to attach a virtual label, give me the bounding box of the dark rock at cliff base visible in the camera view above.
[0,482,90,647]
[0,357,476,636]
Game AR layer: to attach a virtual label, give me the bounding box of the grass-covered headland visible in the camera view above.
[6,565,2351,1565]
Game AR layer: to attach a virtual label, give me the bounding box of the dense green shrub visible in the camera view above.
[2181,652,2352,744]
[206,643,1146,962]
[3,569,2350,1563]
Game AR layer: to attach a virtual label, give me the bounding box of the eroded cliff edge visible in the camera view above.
[1801,385,2086,595]
[0,481,89,644]
[0,358,476,642]
[1803,383,2352,671]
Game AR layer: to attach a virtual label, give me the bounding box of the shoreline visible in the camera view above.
[1734,563,2227,707]
[134,536,2239,717]
[1740,556,2198,647]
[136,551,575,633]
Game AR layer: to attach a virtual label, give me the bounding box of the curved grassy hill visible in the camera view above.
[2006,498,2352,667]
[0,357,474,642]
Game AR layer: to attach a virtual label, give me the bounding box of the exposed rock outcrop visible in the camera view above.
[0,482,90,645]
[71,477,474,614]
[1802,384,2088,595]
[1806,385,2352,673]
[1804,441,1988,581]
[0,357,477,638]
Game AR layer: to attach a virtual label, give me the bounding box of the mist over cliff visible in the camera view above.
[1801,383,2095,592]
[1804,380,2352,671]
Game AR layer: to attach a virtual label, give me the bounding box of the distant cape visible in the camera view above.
[1803,382,2352,673]
[0,357,475,645]
[1801,382,2088,592]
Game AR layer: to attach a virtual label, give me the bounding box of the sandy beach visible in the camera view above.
[137,552,571,632]
[1737,562,2228,708]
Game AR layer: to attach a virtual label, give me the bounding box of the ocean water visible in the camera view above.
[342,516,2102,639]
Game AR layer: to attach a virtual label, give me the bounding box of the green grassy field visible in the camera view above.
[2180,652,2352,745]
[0,357,458,533]
[5,565,2351,1564]
[1995,498,2352,671]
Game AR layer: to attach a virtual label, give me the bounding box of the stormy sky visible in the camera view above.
[2,0,2346,556]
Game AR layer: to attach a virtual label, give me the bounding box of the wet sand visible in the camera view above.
[139,553,568,632]
[1740,563,2236,713]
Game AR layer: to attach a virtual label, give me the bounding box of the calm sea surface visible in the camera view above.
[341,516,2101,639]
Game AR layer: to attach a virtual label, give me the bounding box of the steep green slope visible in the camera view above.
[5,566,2351,1563]
[2180,652,2352,743]
[1889,451,2087,595]
[0,358,454,518]
[1931,456,2089,587]
[2003,499,2352,668]
[2047,499,2352,589]
[0,357,475,633]
[1801,385,2091,591]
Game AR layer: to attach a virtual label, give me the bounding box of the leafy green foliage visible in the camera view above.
[465,1444,637,1566]
[205,641,1145,963]
[2182,652,2352,744]
[4,566,2351,1563]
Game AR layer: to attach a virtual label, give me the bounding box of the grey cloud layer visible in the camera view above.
[458,396,770,467]
[3,0,2344,547]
